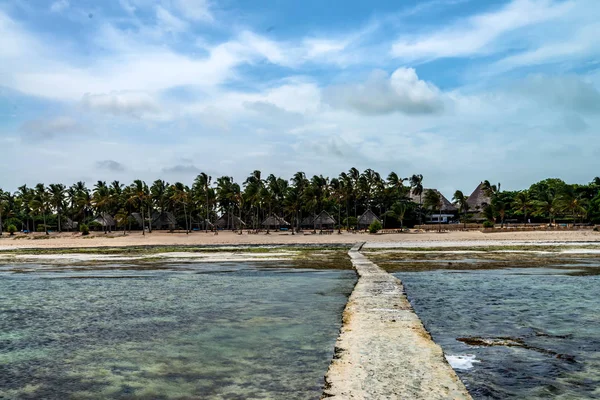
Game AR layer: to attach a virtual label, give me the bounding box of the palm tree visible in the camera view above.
[559,187,588,224]
[92,181,111,233]
[48,184,66,232]
[409,174,424,225]
[30,184,51,235]
[170,182,190,233]
[129,180,149,235]
[423,189,442,232]
[534,189,559,225]
[452,190,469,228]
[513,191,532,224]
[193,173,212,232]
[0,189,7,236]
[385,201,409,229]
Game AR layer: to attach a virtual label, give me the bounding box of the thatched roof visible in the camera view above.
[93,213,116,227]
[215,213,245,228]
[301,211,336,227]
[411,189,457,212]
[151,211,177,228]
[466,182,491,211]
[262,215,290,227]
[131,212,144,226]
[313,210,336,226]
[301,215,316,227]
[358,209,381,227]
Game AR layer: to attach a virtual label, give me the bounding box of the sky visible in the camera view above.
[1,0,599,197]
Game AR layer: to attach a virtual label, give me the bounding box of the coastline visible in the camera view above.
[0,229,599,250]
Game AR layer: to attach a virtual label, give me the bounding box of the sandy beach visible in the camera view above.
[0,229,599,250]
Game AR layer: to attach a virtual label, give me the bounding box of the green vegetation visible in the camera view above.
[80,224,90,235]
[0,172,599,235]
[368,220,382,233]
[483,220,494,228]
[7,224,17,235]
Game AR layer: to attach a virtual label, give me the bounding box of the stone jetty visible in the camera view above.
[321,242,472,399]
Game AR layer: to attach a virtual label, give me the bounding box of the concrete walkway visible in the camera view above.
[321,243,472,400]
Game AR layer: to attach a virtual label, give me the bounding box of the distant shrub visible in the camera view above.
[88,221,102,230]
[80,224,90,235]
[36,225,46,232]
[7,225,17,235]
[594,226,599,232]
[483,220,494,228]
[369,220,382,233]
[344,216,358,228]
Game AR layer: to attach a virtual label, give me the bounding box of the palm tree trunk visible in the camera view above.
[141,207,145,236]
[184,202,189,234]
[205,194,209,233]
[239,205,243,234]
[43,211,48,235]
[148,205,152,233]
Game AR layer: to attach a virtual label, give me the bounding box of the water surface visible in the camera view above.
[394,266,600,399]
[0,263,355,399]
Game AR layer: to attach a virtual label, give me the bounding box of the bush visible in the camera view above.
[37,225,46,232]
[368,220,382,233]
[483,220,494,228]
[80,224,90,236]
[343,216,358,229]
[7,225,17,235]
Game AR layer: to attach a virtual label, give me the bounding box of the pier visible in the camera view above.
[322,242,471,399]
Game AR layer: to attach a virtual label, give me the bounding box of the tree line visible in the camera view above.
[0,169,599,235]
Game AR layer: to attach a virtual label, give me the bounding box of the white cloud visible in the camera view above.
[391,0,573,61]
[173,0,213,22]
[156,5,189,33]
[323,68,444,115]
[50,0,69,13]
[19,116,83,140]
[96,160,126,172]
[81,92,161,118]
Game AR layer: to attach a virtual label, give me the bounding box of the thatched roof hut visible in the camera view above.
[358,209,381,228]
[92,213,116,227]
[151,211,177,230]
[300,215,316,227]
[262,215,290,228]
[215,213,246,229]
[410,189,457,212]
[312,211,336,229]
[466,182,491,211]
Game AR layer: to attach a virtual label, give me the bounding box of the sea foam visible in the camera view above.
[446,354,480,370]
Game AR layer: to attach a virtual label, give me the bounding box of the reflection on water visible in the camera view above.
[395,267,600,399]
[0,263,355,399]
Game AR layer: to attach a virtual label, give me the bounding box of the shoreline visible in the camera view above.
[0,230,599,250]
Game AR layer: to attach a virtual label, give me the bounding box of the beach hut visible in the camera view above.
[357,209,381,229]
[261,215,290,230]
[92,213,116,230]
[151,211,177,230]
[215,213,246,230]
[312,211,336,230]
[300,214,316,228]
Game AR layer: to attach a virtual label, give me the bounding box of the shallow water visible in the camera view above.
[0,263,356,399]
[394,267,600,399]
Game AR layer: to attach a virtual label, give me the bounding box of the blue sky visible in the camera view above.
[1,0,599,196]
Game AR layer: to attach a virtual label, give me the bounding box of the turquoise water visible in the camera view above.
[0,263,356,399]
[394,267,600,399]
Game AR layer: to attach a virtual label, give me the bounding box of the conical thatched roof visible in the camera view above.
[93,213,115,227]
[466,182,491,211]
[301,215,316,227]
[215,213,246,229]
[151,211,177,229]
[411,189,457,212]
[358,209,381,227]
[262,215,290,227]
[313,210,336,226]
